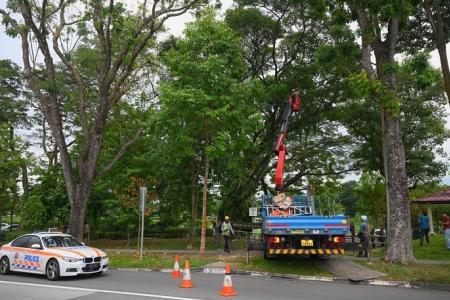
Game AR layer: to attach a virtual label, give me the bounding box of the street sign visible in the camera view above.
[249,207,258,217]
[139,186,147,212]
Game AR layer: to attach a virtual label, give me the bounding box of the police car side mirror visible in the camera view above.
[30,244,41,249]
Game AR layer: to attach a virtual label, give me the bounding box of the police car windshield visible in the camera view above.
[42,236,84,248]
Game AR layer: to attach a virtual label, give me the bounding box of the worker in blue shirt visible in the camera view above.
[419,212,430,246]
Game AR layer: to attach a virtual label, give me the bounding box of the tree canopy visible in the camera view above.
[0,1,449,260]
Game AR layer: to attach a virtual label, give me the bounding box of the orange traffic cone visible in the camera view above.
[179,260,195,288]
[218,264,238,297]
[171,255,182,278]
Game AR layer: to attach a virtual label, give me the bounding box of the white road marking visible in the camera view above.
[0,280,204,300]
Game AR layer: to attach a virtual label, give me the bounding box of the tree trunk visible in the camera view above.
[351,2,415,262]
[382,109,415,263]
[21,163,29,198]
[67,187,90,239]
[8,126,20,231]
[436,42,450,103]
[424,0,450,103]
[376,59,415,264]
[187,162,199,249]
[199,122,209,255]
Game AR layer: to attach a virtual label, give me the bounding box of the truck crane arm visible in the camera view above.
[273,89,301,191]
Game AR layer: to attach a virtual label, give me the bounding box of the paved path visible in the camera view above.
[0,269,448,300]
[314,257,386,281]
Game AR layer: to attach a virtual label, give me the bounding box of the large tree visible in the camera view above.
[0,0,205,238]
[160,9,253,253]
[347,0,415,263]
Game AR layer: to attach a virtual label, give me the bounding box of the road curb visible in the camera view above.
[365,279,450,291]
[112,267,450,291]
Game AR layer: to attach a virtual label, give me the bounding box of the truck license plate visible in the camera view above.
[301,239,313,247]
[291,230,304,234]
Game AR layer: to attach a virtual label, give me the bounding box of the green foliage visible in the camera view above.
[336,181,358,217]
[354,172,387,227]
[314,180,346,215]
[222,1,361,219]
[0,59,28,125]
[20,195,47,231]
[1,0,449,240]
[398,0,450,54]
[21,166,70,230]
[343,53,449,185]
[348,72,381,98]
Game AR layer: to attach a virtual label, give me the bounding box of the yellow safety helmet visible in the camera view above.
[224,216,230,220]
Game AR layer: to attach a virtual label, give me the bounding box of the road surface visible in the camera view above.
[0,269,447,300]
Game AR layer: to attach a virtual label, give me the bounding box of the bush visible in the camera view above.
[0,230,28,244]
[21,195,48,231]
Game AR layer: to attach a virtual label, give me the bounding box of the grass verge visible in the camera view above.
[108,252,330,277]
[358,261,450,285]
[91,237,246,251]
[345,234,450,261]
[411,234,450,260]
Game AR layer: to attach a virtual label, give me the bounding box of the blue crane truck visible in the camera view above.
[259,89,349,259]
[260,194,348,258]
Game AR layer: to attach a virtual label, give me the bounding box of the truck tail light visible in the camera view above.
[333,236,345,244]
[269,236,281,244]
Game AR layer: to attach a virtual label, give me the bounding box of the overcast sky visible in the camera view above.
[1,0,449,183]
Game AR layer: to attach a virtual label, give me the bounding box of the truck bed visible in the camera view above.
[263,215,349,236]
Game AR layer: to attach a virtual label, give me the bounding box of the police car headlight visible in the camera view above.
[102,256,108,260]
[63,257,83,263]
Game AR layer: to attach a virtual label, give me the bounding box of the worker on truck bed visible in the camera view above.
[221,216,234,253]
[357,215,370,257]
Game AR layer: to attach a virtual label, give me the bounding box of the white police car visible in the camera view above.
[0,232,108,280]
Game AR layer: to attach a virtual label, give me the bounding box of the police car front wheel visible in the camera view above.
[0,256,10,275]
[46,259,60,281]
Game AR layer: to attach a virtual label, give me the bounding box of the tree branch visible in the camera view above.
[52,1,90,159]
[283,167,357,188]
[98,127,144,176]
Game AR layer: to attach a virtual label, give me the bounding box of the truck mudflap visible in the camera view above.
[268,248,344,255]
